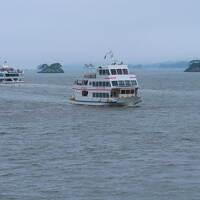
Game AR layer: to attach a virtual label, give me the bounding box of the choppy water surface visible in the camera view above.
[0,69,200,200]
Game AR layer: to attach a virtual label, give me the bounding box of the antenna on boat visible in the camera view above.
[104,51,114,60]
[104,51,122,65]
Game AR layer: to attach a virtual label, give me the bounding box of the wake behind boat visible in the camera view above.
[0,61,24,84]
[70,52,142,106]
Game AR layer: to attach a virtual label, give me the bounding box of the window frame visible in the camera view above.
[123,69,128,75]
[111,69,117,75]
[82,91,88,96]
[118,80,125,87]
[117,69,122,75]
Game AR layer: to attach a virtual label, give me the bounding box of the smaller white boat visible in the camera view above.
[0,61,24,84]
[70,52,142,106]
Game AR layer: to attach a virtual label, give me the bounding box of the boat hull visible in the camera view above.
[69,96,142,106]
[0,80,24,84]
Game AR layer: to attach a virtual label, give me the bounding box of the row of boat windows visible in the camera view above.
[82,91,109,98]
[76,80,137,87]
[112,80,137,87]
[121,89,135,94]
[110,69,128,75]
[82,90,135,97]
[5,74,19,77]
[0,73,19,77]
[90,81,111,87]
[92,93,109,98]
[99,69,128,75]
[90,80,137,87]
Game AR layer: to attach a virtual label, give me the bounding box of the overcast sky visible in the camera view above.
[0,0,200,68]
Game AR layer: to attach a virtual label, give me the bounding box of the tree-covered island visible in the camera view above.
[38,63,64,73]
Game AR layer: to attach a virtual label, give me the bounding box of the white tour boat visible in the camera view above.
[0,62,24,84]
[70,52,142,106]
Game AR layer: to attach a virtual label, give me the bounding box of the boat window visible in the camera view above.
[123,69,128,74]
[112,89,120,97]
[117,69,122,75]
[131,80,137,86]
[126,90,131,94]
[89,82,92,85]
[82,91,88,96]
[99,69,110,75]
[82,80,88,85]
[77,80,82,85]
[112,81,118,86]
[118,81,125,86]
[93,93,109,98]
[125,80,131,86]
[131,89,134,94]
[105,69,110,75]
[121,90,125,94]
[111,69,117,75]
[106,82,111,87]
[99,82,103,87]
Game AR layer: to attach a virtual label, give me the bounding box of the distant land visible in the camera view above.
[129,61,189,69]
[185,60,200,72]
[61,61,189,70]
[38,63,64,73]
[24,61,191,71]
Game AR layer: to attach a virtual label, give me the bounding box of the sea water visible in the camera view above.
[0,69,200,200]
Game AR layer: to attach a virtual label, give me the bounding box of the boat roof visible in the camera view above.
[98,64,128,69]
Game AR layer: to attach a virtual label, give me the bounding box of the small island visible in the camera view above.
[185,60,200,72]
[38,63,64,73]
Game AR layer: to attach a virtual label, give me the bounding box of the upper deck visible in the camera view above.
[83,64,136,81]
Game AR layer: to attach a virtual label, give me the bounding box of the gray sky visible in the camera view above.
[0,0,200,68]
